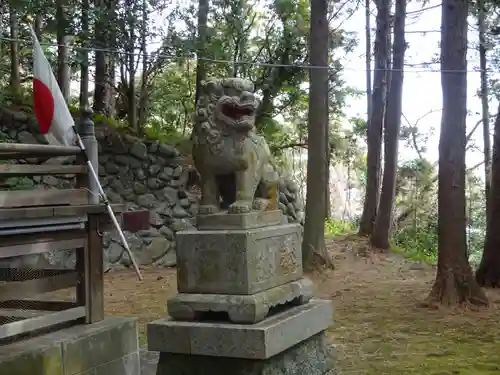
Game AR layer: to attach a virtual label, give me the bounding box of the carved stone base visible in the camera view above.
[167,278,314,324]
[176,223,303,295]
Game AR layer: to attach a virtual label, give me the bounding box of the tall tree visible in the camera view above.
[371,0,406,249]
[56,0,70,103]
[79,0,90,107]
[358,0,391,236]
[476,105,500,287]
[365,0,372,127]
[93,0,116,117]
[8,2,20,97]
[426,0,488,307]
[138,0,149,130]
[302,0,329,271]
[478,0,491,219]
[124,0,138,132]
[194,0,209,106]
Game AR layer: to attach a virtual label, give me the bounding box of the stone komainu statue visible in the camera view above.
[191,78,279,214]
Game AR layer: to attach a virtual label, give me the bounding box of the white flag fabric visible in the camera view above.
[30,28,75,146]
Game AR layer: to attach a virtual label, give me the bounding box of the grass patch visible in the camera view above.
[325,219,357,237]
[389,242,436,264]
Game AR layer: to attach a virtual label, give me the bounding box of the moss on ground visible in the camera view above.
[328,281,500,375]
[97,235,500,374]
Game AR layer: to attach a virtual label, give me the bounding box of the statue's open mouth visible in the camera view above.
[221,103,255,120]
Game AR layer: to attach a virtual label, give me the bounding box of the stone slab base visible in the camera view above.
[167,277,314,324]
[196,210,285,230]
[0,317,139,375]
[149,299,333,359]
[155,331,335,375]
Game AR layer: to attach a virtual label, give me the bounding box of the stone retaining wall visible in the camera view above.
[0,108,304,270]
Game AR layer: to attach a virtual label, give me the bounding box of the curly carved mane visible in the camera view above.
[191,78,258,152]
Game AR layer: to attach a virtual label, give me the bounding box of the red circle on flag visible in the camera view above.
[33,78,54,135]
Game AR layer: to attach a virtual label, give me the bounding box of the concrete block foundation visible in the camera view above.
[149,299,333,359]
[154,331,335,375]
[0,317,139,375]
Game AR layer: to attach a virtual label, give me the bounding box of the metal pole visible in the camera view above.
[77,108,143,280]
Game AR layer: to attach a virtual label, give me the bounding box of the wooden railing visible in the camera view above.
[0,124,123,342]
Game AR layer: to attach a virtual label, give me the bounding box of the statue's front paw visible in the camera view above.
[199,204,219,215]
[228,200,252,214]
[252,198,269,211]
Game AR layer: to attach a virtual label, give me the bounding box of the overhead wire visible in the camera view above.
[0,36,489,74]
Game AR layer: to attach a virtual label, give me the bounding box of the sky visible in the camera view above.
[340,0,491,171]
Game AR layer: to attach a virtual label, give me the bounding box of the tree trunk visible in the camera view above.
[127,16,138,133]
[325,105,331,220]
[138,0,149,130]
[365,0,372,124]
[194,0,209,106]
[9,4,20,97]
[34,14,42,40]
[302,0,331,271]
[107,0,117,118]
[475,106,500,287]
[79,0,90,108]
[426,0,488,307]
[93,0,115,117]
[56,0,70,104]
[371,0,406,250]
[93,0,108,114]
[358,0,391,236]
[478,0,491,220]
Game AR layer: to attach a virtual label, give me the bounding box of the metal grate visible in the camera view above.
[0,250,82,344]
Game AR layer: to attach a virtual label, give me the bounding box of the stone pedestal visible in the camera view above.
[147,211,335,374]
[0,317,139,375]
[154,332,334,375]
[167,277,313,324]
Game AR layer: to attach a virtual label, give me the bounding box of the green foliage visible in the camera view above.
[325,219,357,237]
[1,0,363,163]
[392,221,438,263]
[3,176,35,190]
[389,243,435,263]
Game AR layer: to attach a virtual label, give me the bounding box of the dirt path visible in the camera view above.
[104,235,500,375]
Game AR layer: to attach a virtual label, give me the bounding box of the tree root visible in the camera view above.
[420,268,489,309]
[475,264,500,288]
[303,243,335,273]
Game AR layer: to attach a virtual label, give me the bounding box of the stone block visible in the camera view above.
[62,317,138,375]
[154,331,334,375]
[167,277,314,324]
[148,299,333,360]
[0,317,139,375]
[176,224,303,295]
[92,352,140,375]
[0,343,63,375]
[196,210,285,230]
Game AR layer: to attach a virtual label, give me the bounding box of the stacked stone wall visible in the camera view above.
[0,108,304,270]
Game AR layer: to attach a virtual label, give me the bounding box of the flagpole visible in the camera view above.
[76,109,143,281]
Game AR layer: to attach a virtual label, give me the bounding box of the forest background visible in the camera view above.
[0,0,498,287]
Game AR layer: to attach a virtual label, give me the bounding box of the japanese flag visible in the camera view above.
[30,28,75,146]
